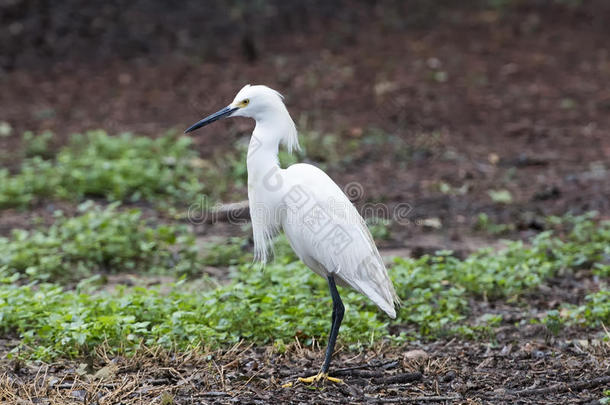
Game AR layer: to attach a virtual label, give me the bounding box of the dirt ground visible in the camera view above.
[1,2,610,404]
[2,327,609,404]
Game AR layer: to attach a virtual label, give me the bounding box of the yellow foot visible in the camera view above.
[298,372,343,384]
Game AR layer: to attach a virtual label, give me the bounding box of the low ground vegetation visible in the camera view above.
[0,196,607,360]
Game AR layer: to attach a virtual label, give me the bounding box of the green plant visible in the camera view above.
[0,202,201,282]
[488,189,513,204]
[391,254,468,335]
[366,217,392,241]
[474,213,515,235]
[23,130,55,159]
[0,260,387,360]
[160,393,175,405]
[566,290,610,327]
[543,309,563,336]
[1,213,608,360]
[593,264,610,278]
[0,131,207,209]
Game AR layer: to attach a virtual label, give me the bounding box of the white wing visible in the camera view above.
[280,163,399,318]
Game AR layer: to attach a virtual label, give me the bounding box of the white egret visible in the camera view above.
[185,85,399,384]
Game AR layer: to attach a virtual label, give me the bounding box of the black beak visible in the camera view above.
[184,106,238,134]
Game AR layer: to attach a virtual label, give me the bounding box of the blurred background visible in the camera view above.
[1,0,609,245]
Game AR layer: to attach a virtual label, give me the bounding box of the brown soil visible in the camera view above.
[2,331,608,404]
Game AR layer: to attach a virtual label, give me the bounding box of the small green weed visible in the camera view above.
[0,213,608,360]
[474,213,515,235]
[565,290,610,327]
[23,130,55,159]
[366,217,392,241]
[488,189,513,204]
[0,131,206,209]
[0,202,201,282]
[543,309,564,336]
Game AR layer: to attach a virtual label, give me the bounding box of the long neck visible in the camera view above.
[246,109,296,187]
[247,118,282,187]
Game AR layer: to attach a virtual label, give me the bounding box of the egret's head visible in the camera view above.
[184,84,288,133]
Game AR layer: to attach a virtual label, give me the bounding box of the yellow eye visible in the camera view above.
[243,99,250,106]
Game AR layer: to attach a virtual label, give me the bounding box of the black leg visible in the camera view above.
[321,275,344,374]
